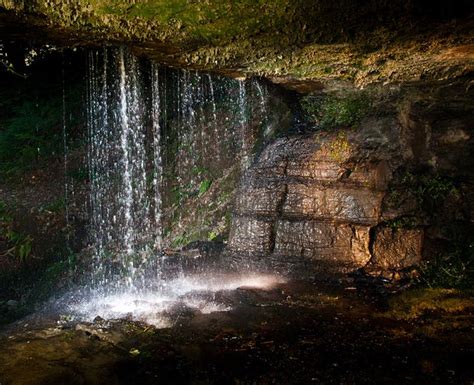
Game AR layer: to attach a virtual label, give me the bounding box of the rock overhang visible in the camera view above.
[0,0,472,90]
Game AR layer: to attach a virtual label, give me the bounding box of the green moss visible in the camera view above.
[385,216,420,230]
[301,92,371,130]
[327,131,351,163]
[382,288,474,320]
[85,0,297,47]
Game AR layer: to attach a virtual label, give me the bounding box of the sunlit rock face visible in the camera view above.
[229,133,391,273]
[229,80,474,276]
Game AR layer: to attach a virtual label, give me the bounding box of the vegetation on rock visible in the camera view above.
[0,1,472,87]
[301,92,371,129]
[0,200,32,263]
[0,53,83,179]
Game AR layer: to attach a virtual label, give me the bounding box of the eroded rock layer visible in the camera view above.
[228,80,473,276]
[0,1,472,87]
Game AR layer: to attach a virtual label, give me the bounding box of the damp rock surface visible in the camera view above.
[228,79,474,276]
[0,281,473,385]
[0,1,472,87]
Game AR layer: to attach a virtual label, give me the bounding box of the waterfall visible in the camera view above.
[86,47,271,294]
[117,47,134,258]
[63,46,282,326]
[151,65,163,251]
[61,52,69,245]
[238,80,249,168]
[253,79,271,137]
[87,48,157,292]
[207,74,218,128]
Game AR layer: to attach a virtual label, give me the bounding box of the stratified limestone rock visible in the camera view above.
[228,217,274,255]
[234,183,286,217]
[228,77,474,276]
[282,184,384,224]
[228,129,397,273]
[272,221,372,267]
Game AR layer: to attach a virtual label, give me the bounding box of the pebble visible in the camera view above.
[7,300,19,308]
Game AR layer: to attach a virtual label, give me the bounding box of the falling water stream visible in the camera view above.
[66,47,282,326]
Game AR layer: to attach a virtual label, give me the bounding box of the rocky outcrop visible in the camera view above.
[0,1,472,88]
[228,131,400,273]
[228,79,473,276]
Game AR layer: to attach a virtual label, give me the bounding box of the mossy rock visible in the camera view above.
[1,1,472,86]
[382,288,474,320]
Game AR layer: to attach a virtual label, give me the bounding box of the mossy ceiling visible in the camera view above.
[0,0,473,89]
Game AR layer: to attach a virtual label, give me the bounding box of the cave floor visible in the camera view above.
[0,279,473,385]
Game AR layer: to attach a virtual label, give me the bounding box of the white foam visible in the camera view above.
[67,273,285,327]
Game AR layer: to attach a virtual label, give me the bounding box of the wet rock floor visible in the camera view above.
[0,280,473,385]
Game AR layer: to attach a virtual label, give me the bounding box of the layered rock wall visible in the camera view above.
[228,81,473,276]
[229,133,398,272]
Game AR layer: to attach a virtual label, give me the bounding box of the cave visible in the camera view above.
[0,2,473,384]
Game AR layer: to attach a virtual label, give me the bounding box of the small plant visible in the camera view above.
[385,216,420,230]
[0,229,33,262]
[198,179,212,197]
[386,170,459,210]
[392,171,459,210]
[208,231,218,241]
[171,184,188,206]
[419,238,474,289]
[419,175,459,204]
[171,233,189,249]
[16,234,33,263]
[40,198,65,213]
[192,166,209,176]
[0,201,33,262]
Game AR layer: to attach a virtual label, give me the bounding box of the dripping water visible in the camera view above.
[67,47,280,325]
[238,80,249,168]
[151,64,163,251]
[61,51,69,246]
[207,74,219,159]
[87,48,155,292]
